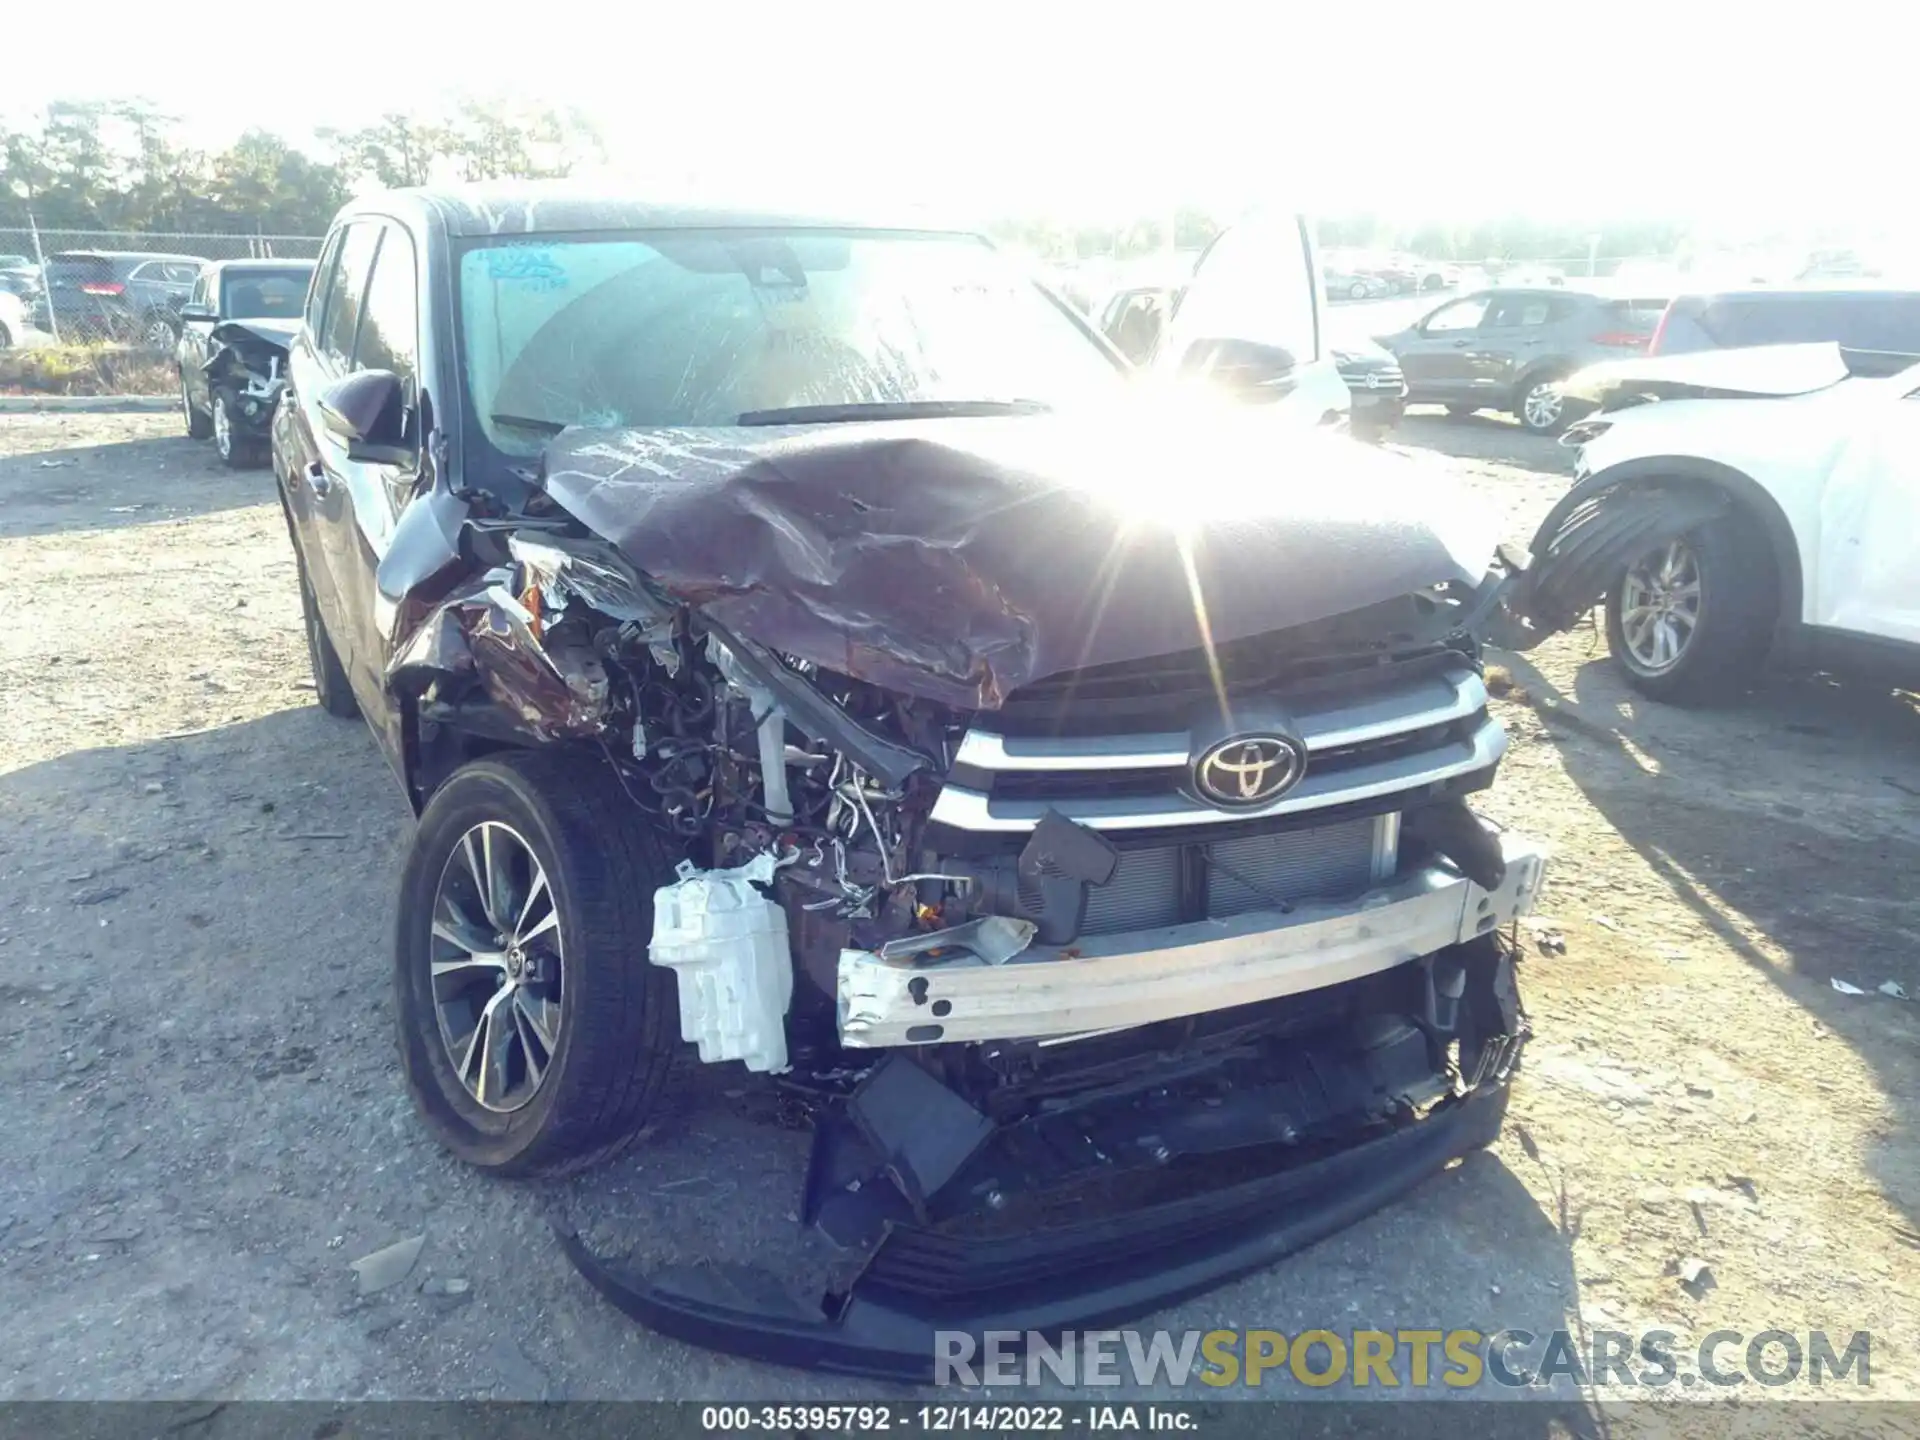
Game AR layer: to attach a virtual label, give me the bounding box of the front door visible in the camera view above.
[289,220,424,775]
[1812,384,1920,645]
[1393,294,1491,401]
[1468,291,1561,400]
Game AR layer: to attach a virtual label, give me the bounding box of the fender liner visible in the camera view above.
[1547,456,1804,645]
[1478,456,1803,652]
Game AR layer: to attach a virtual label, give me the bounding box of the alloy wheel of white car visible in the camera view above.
[1617,539,1703,674]
[1520,379,1565,432]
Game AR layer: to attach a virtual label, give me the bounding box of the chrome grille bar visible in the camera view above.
[952,668,1486,773]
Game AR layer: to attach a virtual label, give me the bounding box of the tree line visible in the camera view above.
[990,210,1692,266]
[0,98,603,235]
[4,95,1689,263]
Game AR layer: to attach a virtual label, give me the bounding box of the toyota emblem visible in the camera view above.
[1194,734,1307,808]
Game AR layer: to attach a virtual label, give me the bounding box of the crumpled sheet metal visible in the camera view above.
[388,573,609,740]
[539,411,1497,709]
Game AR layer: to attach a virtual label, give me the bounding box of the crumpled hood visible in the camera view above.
[539,411,1497,709]
[209,317,299,351]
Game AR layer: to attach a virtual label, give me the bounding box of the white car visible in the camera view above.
[0,289,27,349]
[1488,343,1920,703]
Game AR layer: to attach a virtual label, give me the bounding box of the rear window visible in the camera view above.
[1697,293,1920,352]
[47,254,114,281]
[221,267,313,320]
[1601,299,1669,329]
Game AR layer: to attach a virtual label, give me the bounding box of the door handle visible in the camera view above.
[304,462,332,498]
[1451,340,1472,348]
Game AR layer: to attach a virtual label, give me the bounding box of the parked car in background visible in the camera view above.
[177,259,316,467]
[1377,285,1668,433]
[0,255,40,304]
[1365,255,1421,295]
[1334,338,1406,441]
[1323,267,1391,302]
[1417,260,1463,292]
[33,250,203,346]
[1487,343,1920,704]
[1648,284,1920,357]
[0,289,27,349]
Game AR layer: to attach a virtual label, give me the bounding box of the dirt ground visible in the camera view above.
[1,411,1917,1423]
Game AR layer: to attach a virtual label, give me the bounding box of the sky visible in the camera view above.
[5,0,1909,233]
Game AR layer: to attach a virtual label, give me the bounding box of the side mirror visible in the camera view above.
[318,369,414,466]
[179,302,216,322]
[1178,338,1299,402]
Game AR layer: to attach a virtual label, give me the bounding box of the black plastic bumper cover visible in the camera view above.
[558,1082,1512,1381]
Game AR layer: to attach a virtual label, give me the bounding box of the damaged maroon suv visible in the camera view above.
[274,186,1547,1379]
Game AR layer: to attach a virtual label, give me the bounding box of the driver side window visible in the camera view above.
[1424,297,1490,333]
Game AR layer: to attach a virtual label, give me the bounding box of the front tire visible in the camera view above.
[1604,513,1776,705]
[213,392,262,468]
[395,752,684,1176]
[182,372,212,439]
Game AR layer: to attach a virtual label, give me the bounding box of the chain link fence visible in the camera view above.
[0,228,324,264]
[0,229,324,347]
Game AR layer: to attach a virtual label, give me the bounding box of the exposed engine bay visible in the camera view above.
[203,320,292,436]
[376,414,1546,1374]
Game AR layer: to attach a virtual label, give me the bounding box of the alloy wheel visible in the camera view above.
[1618,540,1703,674]
[428,821,565,1114]
[144,316,176,351]
[1522,381,1564,431]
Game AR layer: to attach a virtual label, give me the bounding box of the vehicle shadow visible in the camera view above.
[1391,411,1575,474]
[1495,646,1920,1232]
[0,428,274,539]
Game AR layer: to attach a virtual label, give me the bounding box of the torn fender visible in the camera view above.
[387,572,610,740]
[539,411,1500,709]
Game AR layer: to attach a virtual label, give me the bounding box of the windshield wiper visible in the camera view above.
[735,399,1053,427]
[490,412,569,436]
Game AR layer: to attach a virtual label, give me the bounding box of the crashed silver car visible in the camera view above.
[274,187,1546,1379]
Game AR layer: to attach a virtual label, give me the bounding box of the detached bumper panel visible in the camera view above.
[560,1083,1511,1381]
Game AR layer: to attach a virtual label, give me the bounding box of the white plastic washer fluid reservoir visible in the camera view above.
[648,853,794,1074]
